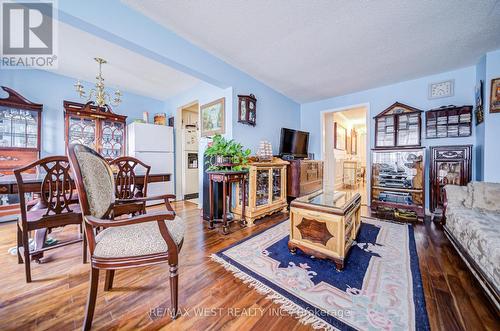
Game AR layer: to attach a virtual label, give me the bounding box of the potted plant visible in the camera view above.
[205,134,251,171]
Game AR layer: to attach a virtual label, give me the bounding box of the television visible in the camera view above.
[279,128,309,158]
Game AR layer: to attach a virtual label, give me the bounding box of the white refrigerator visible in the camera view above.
[127,122,175,204]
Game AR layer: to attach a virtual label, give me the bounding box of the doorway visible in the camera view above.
[175,101,200,203]
[322,105,369,206]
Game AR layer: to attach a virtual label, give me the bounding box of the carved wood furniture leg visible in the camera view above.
[169,264,179,319]
[222,180,228,235]
[208,176,214,229]
[83,268,99,331]
[17,223,23,264]
[241,178,247,227]
[32,228,47,262]
[81,223,88,264]
[104,270,115,291]
[22,230,31,282]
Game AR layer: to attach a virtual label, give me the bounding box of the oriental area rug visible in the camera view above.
[211,218,430,331]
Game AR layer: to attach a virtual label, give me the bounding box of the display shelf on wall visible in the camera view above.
[374,102,422,149]
[425,105,472,139]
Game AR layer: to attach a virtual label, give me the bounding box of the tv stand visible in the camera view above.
[287,159,323,201]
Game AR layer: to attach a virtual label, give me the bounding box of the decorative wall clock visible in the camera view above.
[429,80,454,99]
[237,94,257,126]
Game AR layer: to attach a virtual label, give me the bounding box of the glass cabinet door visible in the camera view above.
[272,168,282,201]
[68,115,97,149]
[0,107,39,148]
[255,169,270,206]
[100,120,124,158]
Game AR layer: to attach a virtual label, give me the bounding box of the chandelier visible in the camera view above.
[74,57,122,108]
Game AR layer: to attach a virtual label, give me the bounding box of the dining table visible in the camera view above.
[0,170,172,260]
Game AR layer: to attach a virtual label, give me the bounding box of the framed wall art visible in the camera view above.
[334,122,347,150]
[201,97,225,137]
[490,78,500,113]
[475,80,484,125]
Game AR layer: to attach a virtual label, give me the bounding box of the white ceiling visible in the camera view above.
[124,0,500,103]
[50,22,200,100]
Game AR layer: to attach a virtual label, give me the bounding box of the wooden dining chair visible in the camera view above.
[67,144,184,331]
[14,156,86,283]
[108,156,151,217]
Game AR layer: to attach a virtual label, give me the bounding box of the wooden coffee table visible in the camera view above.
[288,190,361,270]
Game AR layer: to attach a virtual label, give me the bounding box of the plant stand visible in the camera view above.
[207,170,248,235]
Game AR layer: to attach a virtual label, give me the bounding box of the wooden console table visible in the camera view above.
[207,170,248,235]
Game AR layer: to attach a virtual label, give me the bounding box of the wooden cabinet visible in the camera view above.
[64,101,127,158]
[374,102,422,148]
[233,158,288,226]
[287,159,323,199]
[430,145,472,213]
[371,148,425,221]
[289,190,361,270]
[0,86,42,174]
[0,86,42,218]
[425,106,472,139]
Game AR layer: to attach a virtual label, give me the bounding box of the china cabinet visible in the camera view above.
[374,102,422,148]
[425,105,472,139]
[64,101,127,158]
[0,86,42,174]
[430,145,472,213]
[371,148,425,221]
[233,158,289,226]
[0,86,42,218]
[237,94,257,126]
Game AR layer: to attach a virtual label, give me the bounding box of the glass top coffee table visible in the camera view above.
[289,190,362,270]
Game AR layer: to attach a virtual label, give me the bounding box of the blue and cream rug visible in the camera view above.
[211,217,430,331]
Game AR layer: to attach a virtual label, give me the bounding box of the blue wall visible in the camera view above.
[0,69,164,156]
[301,66,477,209]
[483,50,500,182]
[475,56,486,181]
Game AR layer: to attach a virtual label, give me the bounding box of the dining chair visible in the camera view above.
[108,156,151,217]
[67,144,184,331]
[14,156,86,283]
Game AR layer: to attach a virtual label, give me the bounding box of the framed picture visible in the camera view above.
[201,98,225,137]
[351,129,358,155]
[334,122,347,150]
[490,78,500,113]
[475,80,484,125]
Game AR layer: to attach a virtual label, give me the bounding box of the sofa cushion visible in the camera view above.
[444,185,469,209]
[445,208,500,291]
[469,182,500,212]
[93,216,185,258]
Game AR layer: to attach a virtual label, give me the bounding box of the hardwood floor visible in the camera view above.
[0,201,498,330]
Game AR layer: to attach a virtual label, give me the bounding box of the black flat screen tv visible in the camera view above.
[279,128,309,158]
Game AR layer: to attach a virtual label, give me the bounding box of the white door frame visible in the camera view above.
[175,100,199,201]
[319,102,371,205]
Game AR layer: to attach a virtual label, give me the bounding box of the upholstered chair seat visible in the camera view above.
[93,216,185,258]
[68,143,183,331]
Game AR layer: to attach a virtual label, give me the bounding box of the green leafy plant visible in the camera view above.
[205,134,251,171]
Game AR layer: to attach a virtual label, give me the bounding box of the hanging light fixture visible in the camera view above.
[74,57,122,108]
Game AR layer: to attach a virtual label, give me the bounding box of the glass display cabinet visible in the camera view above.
[371,148,425,221]
[430,145,472,214]
[374,102,422,148]
[64,101,127,158]
[233,158,289,226]
[0,86,43,216]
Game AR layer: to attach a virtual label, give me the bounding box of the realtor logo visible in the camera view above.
[1,1,58,68]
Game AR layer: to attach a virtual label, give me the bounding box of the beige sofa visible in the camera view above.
[443,182,500,311]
